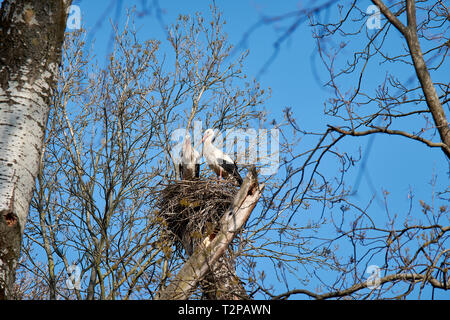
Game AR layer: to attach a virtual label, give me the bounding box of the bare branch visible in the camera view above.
[273,272,450,300]
[328,125,450,152]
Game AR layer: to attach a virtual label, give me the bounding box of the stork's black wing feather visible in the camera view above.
[178,163,184,180]
[195,163,200,178]
[218,158,243,186]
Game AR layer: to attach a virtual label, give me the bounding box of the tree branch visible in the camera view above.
[272,273,450,300]
[155,168,264,300]
[403,0,450,159]
[328,125,450,154]
[371,0,407,35]
[372,0,450,159]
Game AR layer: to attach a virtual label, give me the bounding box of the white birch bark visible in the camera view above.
[0,0,70,299]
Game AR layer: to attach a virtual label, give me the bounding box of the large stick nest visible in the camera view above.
[156,179,239,256]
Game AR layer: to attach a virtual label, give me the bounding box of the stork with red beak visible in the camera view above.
[202,128,243,186]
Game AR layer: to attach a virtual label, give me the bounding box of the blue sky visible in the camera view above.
[67,0,447,299]
[2,0,447,299]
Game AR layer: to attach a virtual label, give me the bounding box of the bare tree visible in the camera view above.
[155,169,263,300]
[11,0,448,300]
[0,0,72,299]
[240,0,449,299]
[18,7,269,299]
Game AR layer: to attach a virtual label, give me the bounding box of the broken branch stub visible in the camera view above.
[155,168,263,300]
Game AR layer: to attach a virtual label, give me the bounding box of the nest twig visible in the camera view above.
[156,179,239,256]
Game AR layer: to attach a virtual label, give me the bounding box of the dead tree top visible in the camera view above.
[157,179,240,256]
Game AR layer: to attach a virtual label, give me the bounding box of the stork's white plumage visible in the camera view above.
[179,134,200,180]
[202,128,243,186]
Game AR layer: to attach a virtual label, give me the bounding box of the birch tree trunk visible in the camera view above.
[0,0,71,299]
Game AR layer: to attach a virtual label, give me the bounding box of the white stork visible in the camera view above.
[179,134,200,180]
[202,128,243,186]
